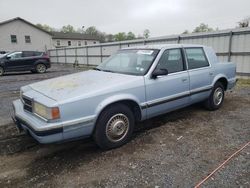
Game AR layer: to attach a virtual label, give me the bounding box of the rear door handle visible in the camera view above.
[209,72,214,76]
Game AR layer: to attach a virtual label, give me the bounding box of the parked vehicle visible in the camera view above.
[0,51,50,76]
[12,44,236,149]
[0,51,8,58]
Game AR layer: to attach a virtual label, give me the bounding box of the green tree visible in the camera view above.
[192,23,214,33]
[126,31,136,40]
[84,26,99,36]
[61,25,76,33]
[36,24,55,32]
[143,29,150,39]
[182,30,189,34]
[114,32,127,41]
[106,34,115,42]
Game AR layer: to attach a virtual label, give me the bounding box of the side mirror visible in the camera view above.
[151,68,168,79]
[6,56,11,60]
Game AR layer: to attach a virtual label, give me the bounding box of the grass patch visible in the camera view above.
[237,79,250,87]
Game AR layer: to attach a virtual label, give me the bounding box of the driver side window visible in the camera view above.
[155,49,184,74]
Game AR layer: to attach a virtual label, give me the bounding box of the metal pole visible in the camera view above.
[86,46,89,66]
[177,36,181,44]
[228,31,233,62]
[56,48,59,63]
[100,45,103,62]
[64,48,67,64]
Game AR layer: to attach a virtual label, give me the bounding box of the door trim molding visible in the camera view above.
[141,85,213,109]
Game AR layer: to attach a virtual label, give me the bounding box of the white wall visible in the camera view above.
[0,20,52,52]
[52,39,99,48]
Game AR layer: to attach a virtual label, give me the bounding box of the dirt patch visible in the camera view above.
[0,66,249,187]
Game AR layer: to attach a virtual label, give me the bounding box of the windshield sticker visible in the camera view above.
[136,50,154,55]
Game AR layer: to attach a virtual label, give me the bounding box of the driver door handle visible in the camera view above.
[182,78,188,82]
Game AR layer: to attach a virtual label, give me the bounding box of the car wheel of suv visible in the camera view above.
[0,67,4,76]
[36,63,46,73]
[94,104,135,150]
[204,82,225,111]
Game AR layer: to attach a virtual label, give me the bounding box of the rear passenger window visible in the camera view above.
[33,52,42,56]
[155,49,184,74]
[22,51,34,57]
[185,48,209,69]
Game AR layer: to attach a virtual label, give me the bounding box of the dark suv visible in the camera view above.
[0,51,51,76]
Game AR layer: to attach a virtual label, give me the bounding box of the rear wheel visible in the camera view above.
[94,104,135,150]
[204,82,225,111]
[0,67,4,76]
[36,64,46,73]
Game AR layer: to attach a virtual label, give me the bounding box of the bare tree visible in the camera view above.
[238,17,250,28]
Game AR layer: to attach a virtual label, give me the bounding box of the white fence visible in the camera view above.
[49,27,250,77]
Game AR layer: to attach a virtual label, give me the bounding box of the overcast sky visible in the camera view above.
[0,0,249,37]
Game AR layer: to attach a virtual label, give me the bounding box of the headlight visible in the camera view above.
[33,102,60,120]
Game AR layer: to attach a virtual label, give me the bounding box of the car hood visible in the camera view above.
[27,70,143,102]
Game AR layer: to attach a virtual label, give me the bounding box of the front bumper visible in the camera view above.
[13,99,95,144]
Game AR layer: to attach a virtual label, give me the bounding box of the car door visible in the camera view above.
[184,47,214,103]
[144,48,190,118]
[21,51,36,70]
[5,52,23,71]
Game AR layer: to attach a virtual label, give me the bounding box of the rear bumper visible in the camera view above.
[228,77,237,90]
[46,62,51,68]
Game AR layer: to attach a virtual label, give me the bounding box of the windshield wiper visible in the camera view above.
[93,67,101,71]
[93,67,114,73]
[101,69,114,73]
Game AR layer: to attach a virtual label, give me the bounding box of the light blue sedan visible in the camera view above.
[13,44,236,149]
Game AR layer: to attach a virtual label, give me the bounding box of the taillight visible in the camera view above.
[43,53,49,58]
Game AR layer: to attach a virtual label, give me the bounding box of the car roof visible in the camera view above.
[122,44,205,50]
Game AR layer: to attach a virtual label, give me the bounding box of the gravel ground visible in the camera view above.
[0,64,249,187]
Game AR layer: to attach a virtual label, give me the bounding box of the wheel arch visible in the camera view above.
[34,60,48,68]
[212,74,228,90]
[94,96,143,126]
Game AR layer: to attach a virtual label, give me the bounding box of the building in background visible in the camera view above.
[0,17,52,52]
[0,17,100,52]
[51,32,100,48]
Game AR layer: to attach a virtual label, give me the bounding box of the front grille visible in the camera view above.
[22,96,33,113]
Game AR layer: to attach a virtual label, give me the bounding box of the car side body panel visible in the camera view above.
[12,44,237,144]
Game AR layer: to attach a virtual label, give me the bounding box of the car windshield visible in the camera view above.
[96,49,159,76]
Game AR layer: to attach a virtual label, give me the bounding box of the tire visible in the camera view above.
[94,104,135,150]
[0,67,4,76]
[36,63,46,73]
[204,82,225,111]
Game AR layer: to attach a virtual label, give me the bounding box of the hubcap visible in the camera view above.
[213,87,223,106]
[0,68,3,75]
[37,64,46,73]
[106,113,129,142]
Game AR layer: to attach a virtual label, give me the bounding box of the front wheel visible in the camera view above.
[36,63,46,73]
[94,104,135,150]
[204,82,225,111]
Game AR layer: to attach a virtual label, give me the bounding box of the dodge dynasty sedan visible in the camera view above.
[13,44,236,149]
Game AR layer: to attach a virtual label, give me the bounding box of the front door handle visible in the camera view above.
[182,78,188,82]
